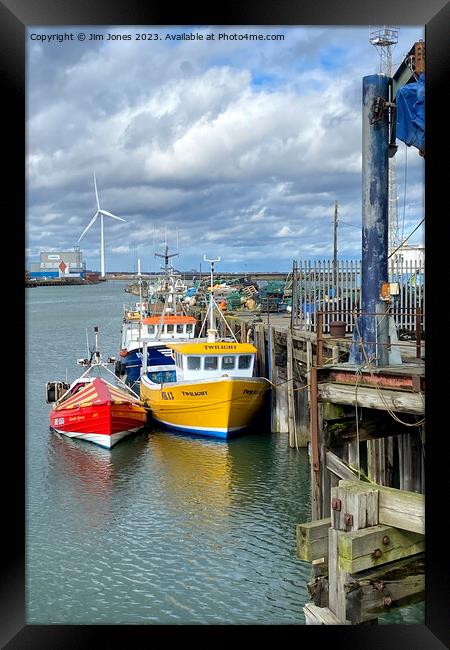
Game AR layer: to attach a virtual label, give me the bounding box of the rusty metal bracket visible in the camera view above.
[344,513,353,528]
[331,498,341,512]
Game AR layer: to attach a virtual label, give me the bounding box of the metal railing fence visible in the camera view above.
[291,258,425,334]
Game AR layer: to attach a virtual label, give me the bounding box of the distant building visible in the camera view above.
[389,244,425,269]
[29,248,86,279]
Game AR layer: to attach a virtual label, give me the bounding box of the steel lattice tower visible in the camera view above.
[369,26,400,254]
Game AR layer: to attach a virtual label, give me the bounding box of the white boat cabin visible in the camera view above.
[121,315,197,352]
[167,342,257,381]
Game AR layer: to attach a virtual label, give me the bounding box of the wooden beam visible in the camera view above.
[303,602,346,625]
[326,450,363,481]
[318,383,424,415]
[345,555,425,624]
[338,480,424,534]
[338,525,424,573]
[296,517,331,563]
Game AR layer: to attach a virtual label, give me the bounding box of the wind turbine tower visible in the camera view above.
[369,26,400,255]
[78,173,126,277]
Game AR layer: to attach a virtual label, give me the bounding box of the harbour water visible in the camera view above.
[26,282,423,624]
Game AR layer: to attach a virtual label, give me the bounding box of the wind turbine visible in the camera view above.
[78,173,126,277]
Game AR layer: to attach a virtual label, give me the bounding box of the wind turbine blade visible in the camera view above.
[99,209,126,222]
[93,173,100,210]
[78,212,98,241]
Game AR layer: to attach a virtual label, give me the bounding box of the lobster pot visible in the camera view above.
[46,381,70,404]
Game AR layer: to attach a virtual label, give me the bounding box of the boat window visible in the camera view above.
[147,325,155,335]
[204,356,218,370]
[148,370,177,384]
[187,356,201,370]
[222,355,236,371]
[238,355,252,369]
[186,324,193,333]
[166,324,174,333]
[176,324,184,333]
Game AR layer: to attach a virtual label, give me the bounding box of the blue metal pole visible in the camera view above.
[350,74,390,366]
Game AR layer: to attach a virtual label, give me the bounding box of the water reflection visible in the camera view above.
[148,430,232,518]
[46,431,149,528]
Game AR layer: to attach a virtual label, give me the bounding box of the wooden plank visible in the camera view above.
[293,347,307,363]
[303,603,346,625]
[338,524,424,573]
[318,383,424,415]
[326,450,361,481]
[338,480,424,534]
[296,517,331,562]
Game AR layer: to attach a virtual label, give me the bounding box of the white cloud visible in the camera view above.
[26,25,425,271]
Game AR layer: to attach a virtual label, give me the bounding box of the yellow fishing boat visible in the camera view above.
[140,256,268,438]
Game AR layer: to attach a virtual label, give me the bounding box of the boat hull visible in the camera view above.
[50,402,148,449]
[140,376,267,439]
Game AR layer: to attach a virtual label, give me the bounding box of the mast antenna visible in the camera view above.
[204,255,220,342]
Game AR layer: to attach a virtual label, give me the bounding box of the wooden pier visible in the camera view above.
[202,307,425,624]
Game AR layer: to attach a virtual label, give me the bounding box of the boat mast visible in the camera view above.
[204,255,220,342]
[137,257,143,340]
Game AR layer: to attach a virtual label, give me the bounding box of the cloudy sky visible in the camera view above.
[26,25,425,273]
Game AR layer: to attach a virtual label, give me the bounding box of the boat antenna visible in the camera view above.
[204,255,220,342]
[91,326,101,364]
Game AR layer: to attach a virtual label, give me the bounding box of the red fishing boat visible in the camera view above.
[47,327,148,449]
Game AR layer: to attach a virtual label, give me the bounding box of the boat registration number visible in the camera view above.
[55,417,65,425]
[161,391,175,400]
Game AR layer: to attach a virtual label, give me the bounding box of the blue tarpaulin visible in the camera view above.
[396,73,425,152]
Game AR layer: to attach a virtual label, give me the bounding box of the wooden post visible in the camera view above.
[415,307,422,359]
[328,483,379,623]
[268,325,277,432]
[310,367,323,520]
[306,340,312,403]
[398,431,423,494]
[317,310,324,366]
[287,329,297,448]
[240,320,247,343]
[367,439,386,485]
[254,324,266,378]
[385,436,394,487]
[347,442,359,473]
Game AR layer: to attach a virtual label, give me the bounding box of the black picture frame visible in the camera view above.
[4,0,448,646]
